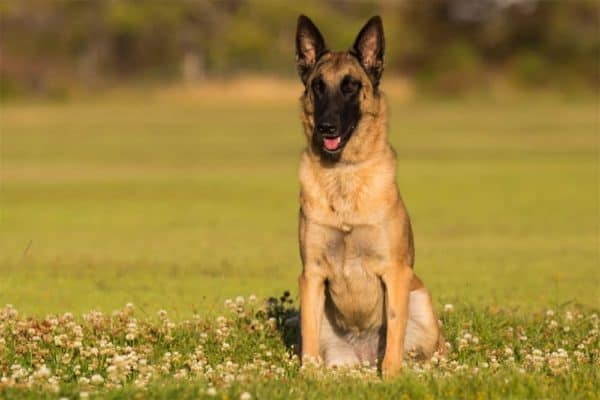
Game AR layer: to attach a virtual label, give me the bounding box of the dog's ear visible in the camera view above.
[295,15,327,85]
[352,16,385,87]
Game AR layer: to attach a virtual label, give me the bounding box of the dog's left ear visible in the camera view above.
[352,16,385,87]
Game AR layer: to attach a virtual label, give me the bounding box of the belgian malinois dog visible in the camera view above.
[295,15,443,377]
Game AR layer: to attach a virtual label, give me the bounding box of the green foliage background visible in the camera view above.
[1,0,598,98]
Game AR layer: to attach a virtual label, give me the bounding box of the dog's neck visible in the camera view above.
[299,140,398,223]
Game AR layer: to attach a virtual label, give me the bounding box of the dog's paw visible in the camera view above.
[381,357,402,379]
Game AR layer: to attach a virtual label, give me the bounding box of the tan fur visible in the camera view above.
[298,52,443,377]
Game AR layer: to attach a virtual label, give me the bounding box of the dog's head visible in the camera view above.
[296,15,386,163]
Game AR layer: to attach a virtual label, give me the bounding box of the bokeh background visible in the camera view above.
[0,0,598,317]
[1,0,599,97]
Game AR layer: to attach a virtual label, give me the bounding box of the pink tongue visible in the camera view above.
[323,136,341,150]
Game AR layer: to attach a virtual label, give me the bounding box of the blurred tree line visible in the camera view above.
[0,0,598,98]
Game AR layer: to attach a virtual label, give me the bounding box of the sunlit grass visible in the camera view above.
[0,90,598,397]
[1,93,597,315]
[0,297,598,399]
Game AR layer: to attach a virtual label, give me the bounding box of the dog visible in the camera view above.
[295,15,444,377]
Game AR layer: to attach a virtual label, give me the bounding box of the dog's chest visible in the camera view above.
[306,165,384,227]
[324,171,363,218]
[323,225,388,332]
[300,158,396,331]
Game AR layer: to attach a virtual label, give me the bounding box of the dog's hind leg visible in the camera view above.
[319,313,361,367]
[403,276,443,358]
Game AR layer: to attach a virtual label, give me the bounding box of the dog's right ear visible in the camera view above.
[295,15,327,85]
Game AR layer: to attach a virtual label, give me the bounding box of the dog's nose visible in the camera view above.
[317,122,337,135]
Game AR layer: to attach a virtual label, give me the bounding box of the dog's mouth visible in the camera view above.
[323,135,342,151]
[319,128,355,155]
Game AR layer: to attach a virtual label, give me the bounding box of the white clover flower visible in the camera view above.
[235,296,245,306]
[91,374,104,385]
[248,294,257,304]
[546,309,555,317]
[36,365,51,378]
[557,348,568,356]
[565,311,573,321]
[444,304,454,313]
[574,350,587,363]
[504,347,513,356]
[240,392,252,400]
[174,368,188,380]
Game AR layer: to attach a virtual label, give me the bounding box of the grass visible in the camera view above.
[0,85,598,398]
[0,297,598,399]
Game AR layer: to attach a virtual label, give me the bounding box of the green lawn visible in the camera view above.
[0,89,598,398]
[1,91,597,315]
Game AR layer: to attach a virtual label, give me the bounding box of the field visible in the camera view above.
[0,84,598,398]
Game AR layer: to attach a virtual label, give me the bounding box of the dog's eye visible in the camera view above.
[341,78,361,96]
[311,78,325,96]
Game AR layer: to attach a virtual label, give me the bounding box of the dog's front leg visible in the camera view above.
[381,265,413,378]
[299,269,325,363]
